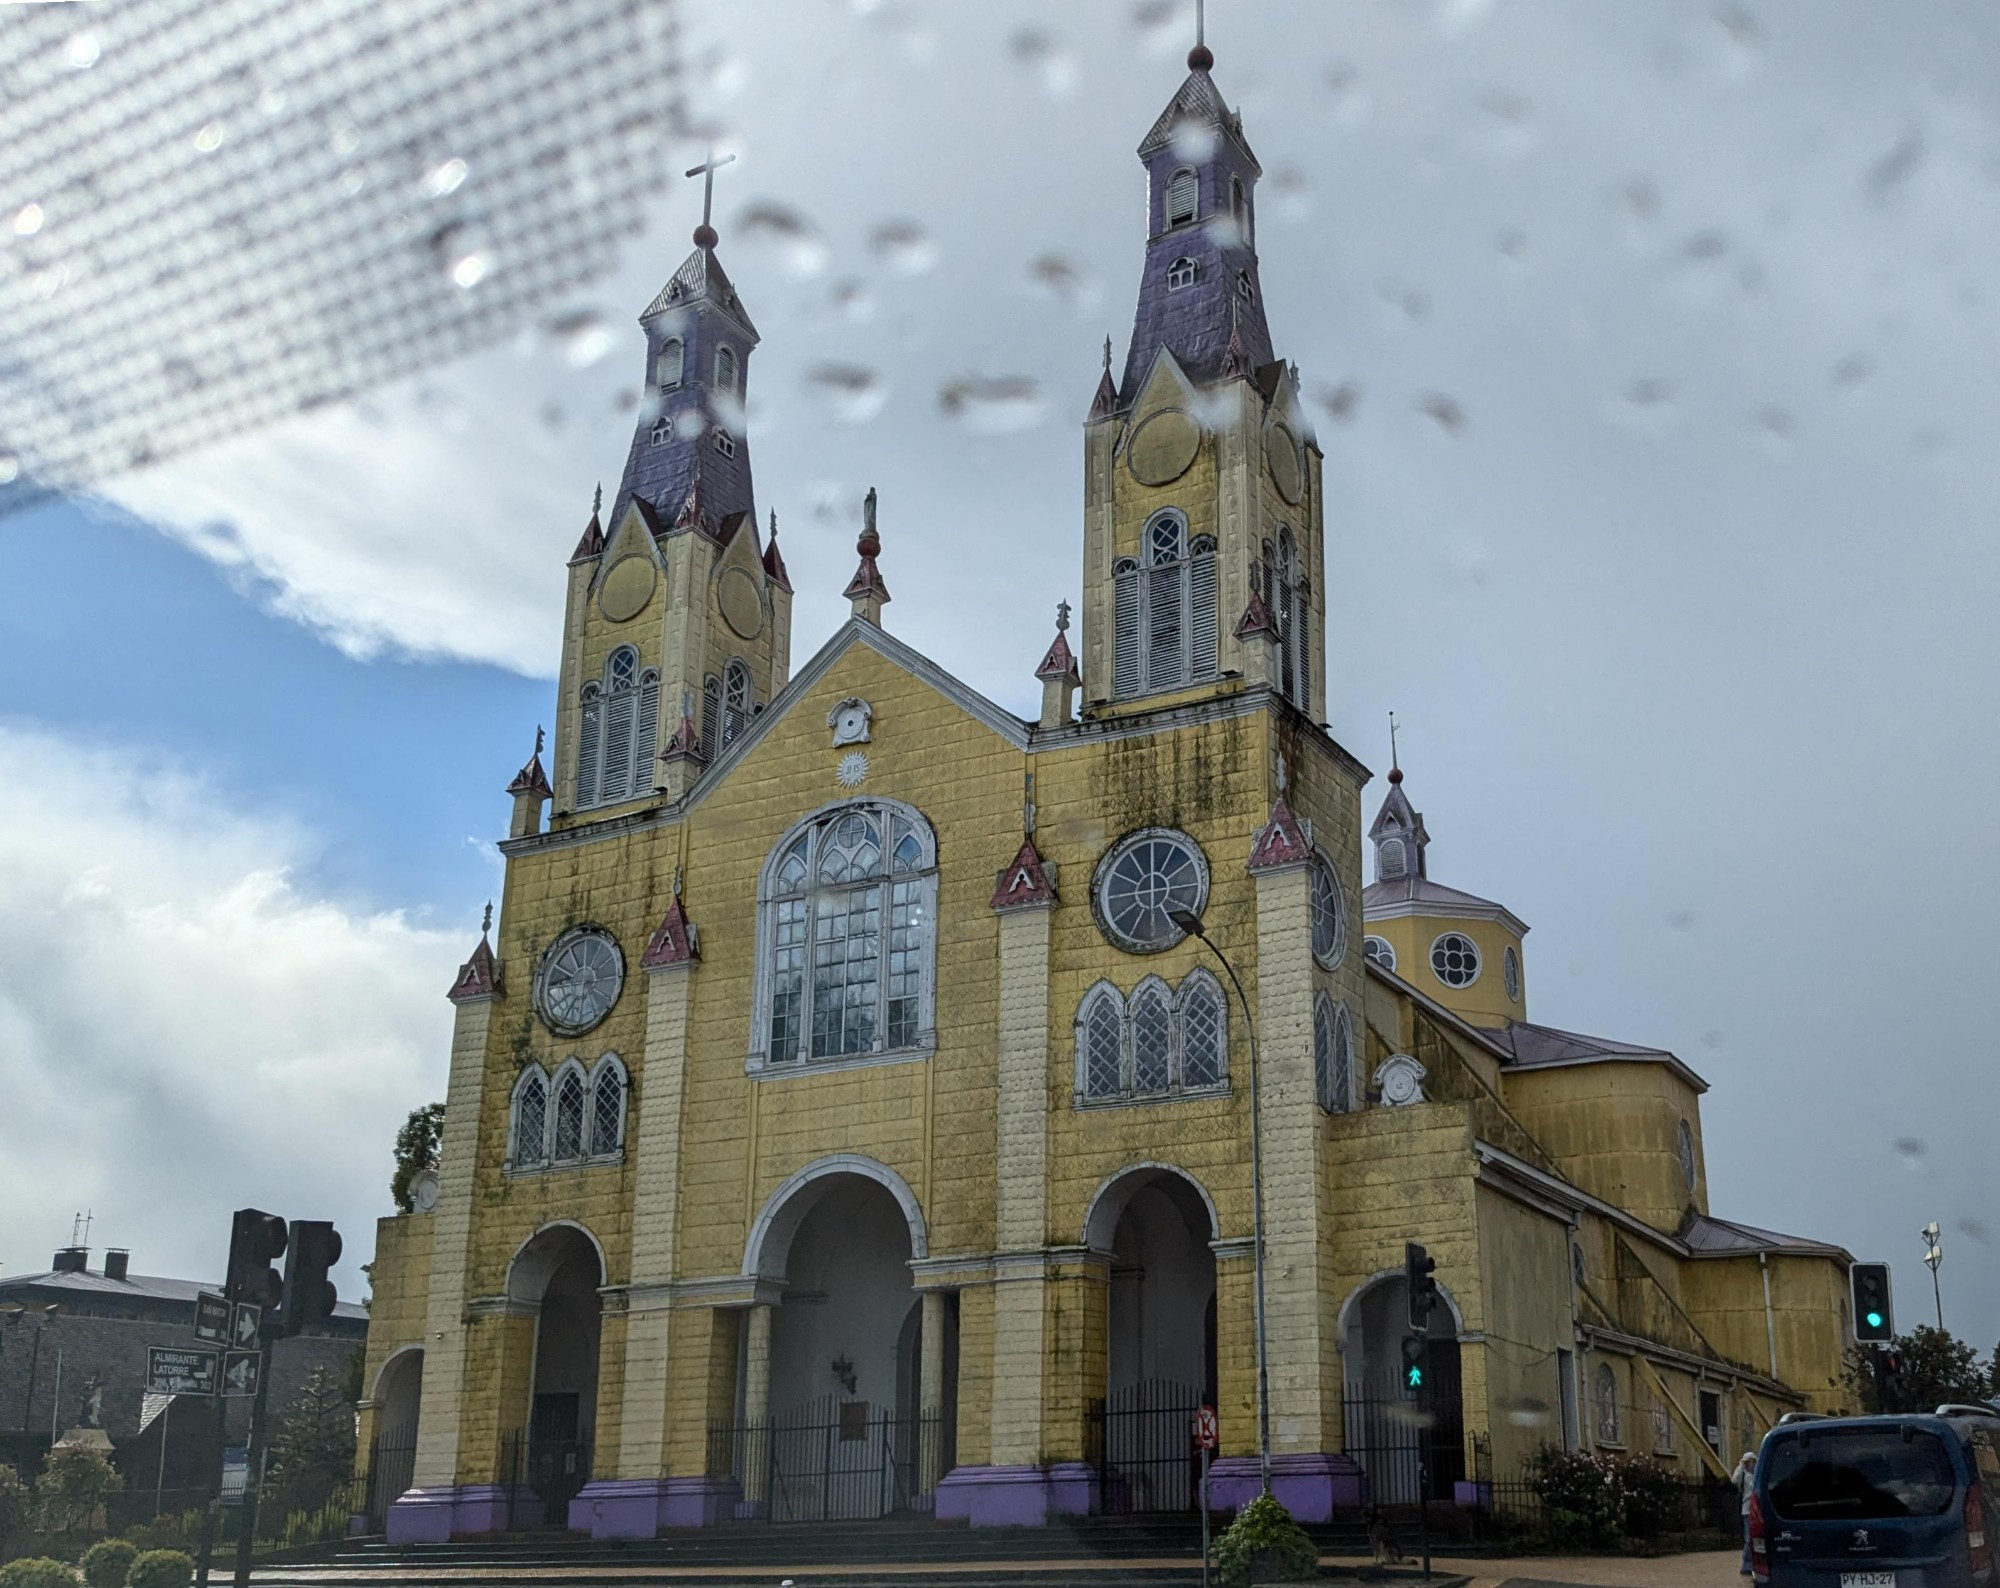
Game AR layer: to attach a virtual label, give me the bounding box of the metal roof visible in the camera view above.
[0,1267,368,1322]
[1681,1212,1851,1262]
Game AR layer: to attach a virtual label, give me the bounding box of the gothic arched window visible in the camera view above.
[1313,993,1352,1113]
[588,1053,627,1156]
[509,1066,549,1169]
[1113,511,1218,699]
[1165,168,1198,227]
[575,646,659,809]
[656,337,684,390]
[1267,526,1307,708]
[722,659,753,746]
[755,800,938,1069]
[551,1061,587,1161]
[1166,255,1199,291]
[1072,970,1227,1104]
[1594,1362,1622,1446]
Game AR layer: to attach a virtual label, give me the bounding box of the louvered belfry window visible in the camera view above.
[577,646,659,809]
[1268,526,1308,709]
[1113,512,1216,700]
[1165,167,1198,227]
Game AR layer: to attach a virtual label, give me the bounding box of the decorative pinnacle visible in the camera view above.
[769,507,778,540]
[1056,598,1071,633]
[858,485,880,557]
[534,724,545,758]
[1101,336,1112,375]
[592,481,601,517]
[686,149,736,249]
[481,900,493,935]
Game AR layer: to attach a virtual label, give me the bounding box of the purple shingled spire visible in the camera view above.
[604,239,760,544]
[1117,59,1276,407]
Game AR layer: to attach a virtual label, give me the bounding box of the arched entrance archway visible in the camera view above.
[1085,1165,1218,1514]
[1340,1272,1465,1503]
[507,1224,604,1526]
[738,1160,952,1520]
[366,1348,423,1527]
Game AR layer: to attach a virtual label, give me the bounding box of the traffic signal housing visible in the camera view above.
[1851,1262,1894,1344]
[1400,1333,1428,1398]
[226,1209,288,1310]
[278,1220,343,1338]
[1405,1241,1439,1331]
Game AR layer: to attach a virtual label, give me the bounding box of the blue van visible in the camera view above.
[1753,1405,2000,1585]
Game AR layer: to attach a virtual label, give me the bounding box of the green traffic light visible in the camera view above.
[1866,1311,1884,1328]
[1407,1366,1423,1388]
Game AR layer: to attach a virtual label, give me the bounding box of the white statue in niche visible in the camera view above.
[828,697,873,747]
[1374,1054,1427,1107]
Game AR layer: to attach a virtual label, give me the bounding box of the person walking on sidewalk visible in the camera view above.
[1733,1449,1759,1576]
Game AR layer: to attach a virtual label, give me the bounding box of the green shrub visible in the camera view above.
[80,1540,136,1588]
[0,1559,82,1588]
[1525,1446,1681,1549]
[116,1512,199,1556]
[0,1467,32,1554]
[35,1450,121,1538]
[1215,1492,1320,1585]
[123,1554,191,1588]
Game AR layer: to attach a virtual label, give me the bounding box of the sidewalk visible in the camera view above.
[1315,1549,1741,1588]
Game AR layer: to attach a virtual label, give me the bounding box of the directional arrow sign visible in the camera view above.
[147,1346,218,1397]
[230,1302,261,1350]
[221,1349,261,1398]
[193,1292,230,1345]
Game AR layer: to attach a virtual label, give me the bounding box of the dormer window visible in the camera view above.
[1165,168,1198,228]
[1166,256,1198,291]
[1379,837,1408,880]
[650,416,673,445]
[714,430,736,458]
[715,345,737,392]
[656,337,684,390]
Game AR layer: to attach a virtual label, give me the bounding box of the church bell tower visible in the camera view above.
[1080,41,1325,725]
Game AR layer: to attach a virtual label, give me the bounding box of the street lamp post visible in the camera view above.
[1170,908,1272,1498]
[1922,1223,1944,1333]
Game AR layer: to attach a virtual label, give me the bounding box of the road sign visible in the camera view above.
[230,1301,262,1350]
[221,1349,262,1398]
[193,1292,230,1345]
[147,1346,218,1397]
[1194,1405,1219,1451]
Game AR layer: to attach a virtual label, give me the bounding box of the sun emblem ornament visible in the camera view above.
[836,751,869,788]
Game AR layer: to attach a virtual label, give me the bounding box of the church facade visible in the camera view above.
[360,46,1855,1541]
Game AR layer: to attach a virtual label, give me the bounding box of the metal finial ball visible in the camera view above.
[693,223,719,248]
[1388,766,1403,784]
[1187,43,1214,69]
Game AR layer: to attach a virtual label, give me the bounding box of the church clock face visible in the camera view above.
[534,927,625,1036]
[1092,828,1210,954]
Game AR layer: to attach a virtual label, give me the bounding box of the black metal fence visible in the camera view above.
[363,1424,418,1531]
[1342,1391,1467,1505]
[493,1426,593,1530]
[1480,1475,1739,1541]
[707,1397,944,1522]
[1086,1378,1204,1515]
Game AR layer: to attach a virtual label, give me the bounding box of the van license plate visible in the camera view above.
[1840,1573,1896,1587]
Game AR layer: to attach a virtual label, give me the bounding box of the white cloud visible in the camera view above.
[0,724,460,1293]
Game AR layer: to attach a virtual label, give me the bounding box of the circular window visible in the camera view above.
[1430,931,1481,988]
[1503,944,1521,1002]
[534,927,625,1035]
[1093,828,1210,954]
[1678,1120,1698,1197]
[1310,854,1347,968]
[1362,935,1396,972]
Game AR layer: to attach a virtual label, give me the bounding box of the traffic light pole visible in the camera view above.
[193,1391,223,1588]
[231,1333,276,1588]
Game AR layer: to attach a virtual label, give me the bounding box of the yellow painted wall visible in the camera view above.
[1363,912,1525,1031]
[1502,1063,1707,1233]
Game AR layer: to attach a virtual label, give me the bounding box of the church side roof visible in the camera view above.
[1486,1019,1709,1093]
[1363,875,1529,937]
[1680,1212,1851,1262]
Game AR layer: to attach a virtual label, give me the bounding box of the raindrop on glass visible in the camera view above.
[1682,230,1728,263]
[62,32,101,71]
[735,202,830,279]
[423,157,470,199]
[1008,27,1078,97]
[1417,393,1466,434]
[1623,176,1661,222]
[194,122,225,153]
[938,375,1046,435]
[869,219,937,277]
[1956,1219,1989,1246]
[330,124,361,158]
[1378,280,1432,322]
[1130,0,1192,54]
[805,363,888,425]
[828,279,877,322]
[1268,167,1312,222]
[1752,406,1795,444]
[1831,354,1873,390]
[0,455,18,485]
[1027,254,1099,311]
[1667,909,1695,931]
[1867,129,1924,202]
[432,221,492,289]
[1323,65,1370,126]
[540,400,568,433]
[545,309,616,369]
[14,203,44,237]
[1170,117,1220,163]
[1893,1136,1926,1166]
[1624,377,1674,410]
[337,167,365,197]
[1698,1030,1723,1050]
[257,85,288,116]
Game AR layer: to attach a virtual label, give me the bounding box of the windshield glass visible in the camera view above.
[1766,1428,1959,1521]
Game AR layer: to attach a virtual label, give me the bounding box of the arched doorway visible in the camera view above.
[1085,1166,1218,1514]
[507,1224,604,1527]
[1340,1273,1464,1503]
[366,1348,423,1527]
[742,1160,951,1520]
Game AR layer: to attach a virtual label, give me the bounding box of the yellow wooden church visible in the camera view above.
[359,41,1856,1540]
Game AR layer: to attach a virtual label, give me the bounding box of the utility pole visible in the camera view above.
[1921,1223,1944,1332]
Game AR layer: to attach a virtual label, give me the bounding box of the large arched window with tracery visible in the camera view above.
[754,801,938,1069]
[576,645,659,809]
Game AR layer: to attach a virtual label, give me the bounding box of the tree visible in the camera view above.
[390,1102,444,1213]
[262,1365,357,1520]
[1842,1325,1992,1414]
[36,1446,121,1539]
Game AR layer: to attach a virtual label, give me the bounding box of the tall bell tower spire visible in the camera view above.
[1078,31,1325,726]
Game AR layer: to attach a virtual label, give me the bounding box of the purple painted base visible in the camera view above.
[562,1476,744,1536]
[935,1463,1098,1527]
[1206,1453,1365,1523]
[1454,1479,1493,1509]
[385,1484,517,1544]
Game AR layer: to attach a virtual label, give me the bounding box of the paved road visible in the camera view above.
[1345,1549,1743,1588]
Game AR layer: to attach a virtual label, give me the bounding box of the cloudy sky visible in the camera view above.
[3,0,1997,1347]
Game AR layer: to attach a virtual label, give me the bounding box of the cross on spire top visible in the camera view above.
[1189,0,1213,69]
[685,150,737,248]
[1388,711,1403,785]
